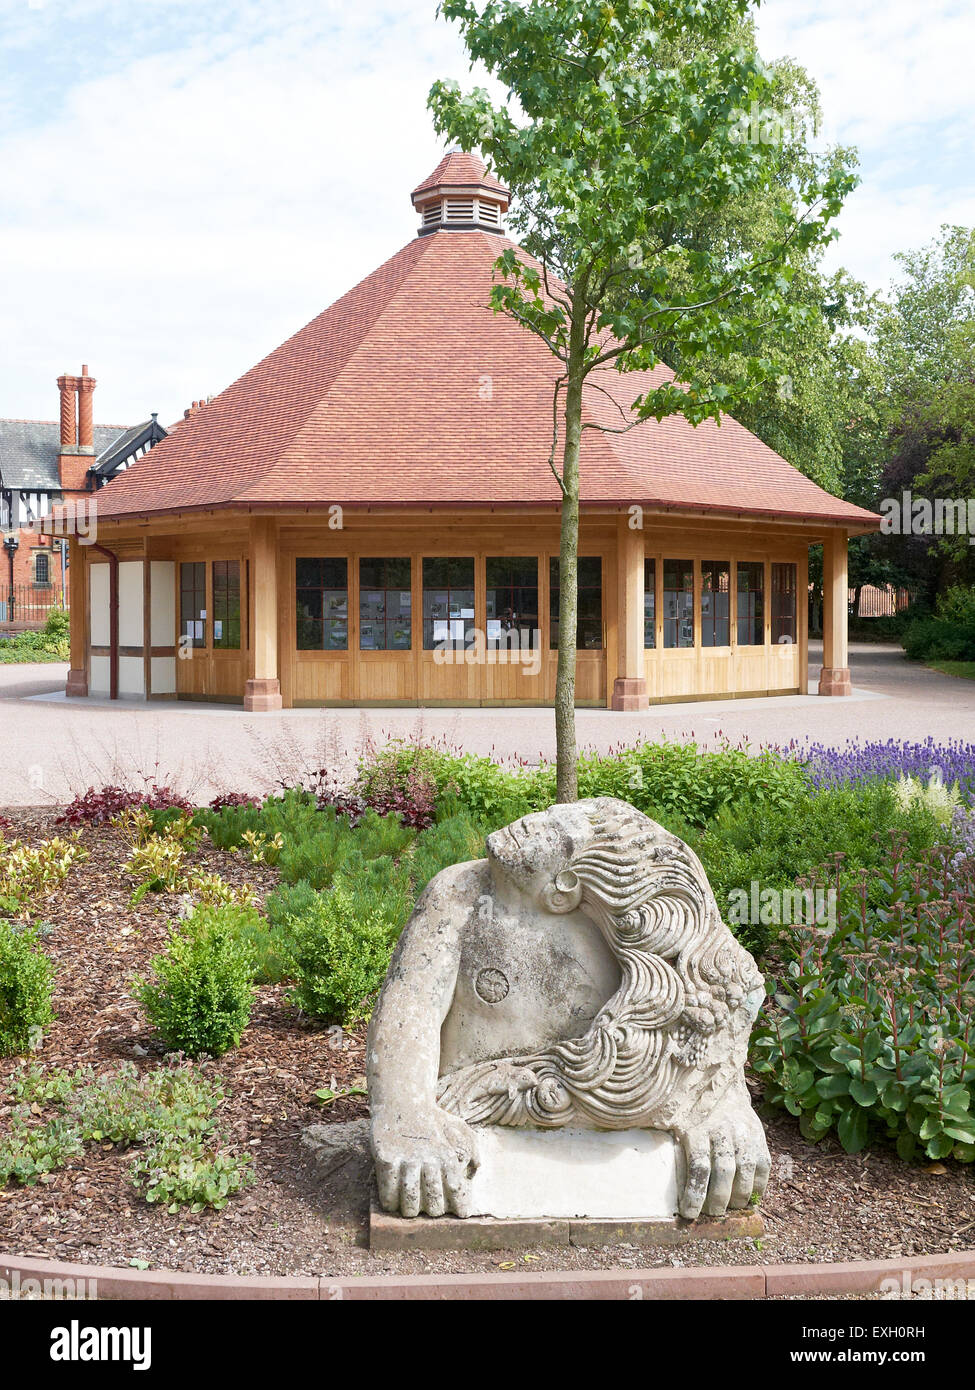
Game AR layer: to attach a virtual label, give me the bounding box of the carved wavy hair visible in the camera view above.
[437,798,762,1131]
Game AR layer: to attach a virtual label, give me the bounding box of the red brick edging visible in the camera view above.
[2,1248,974,1300]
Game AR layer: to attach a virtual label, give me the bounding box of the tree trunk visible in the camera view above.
[555,314,586,804]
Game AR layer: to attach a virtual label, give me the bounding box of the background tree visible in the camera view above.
[874,227,975,598]
[431,0,856,799]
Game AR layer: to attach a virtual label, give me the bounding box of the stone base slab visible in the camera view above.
[243,677,283,712]
[369,1201,764,1252]
[818,665,852,696]
[611,676,649,711]
[468,1125,678,1220]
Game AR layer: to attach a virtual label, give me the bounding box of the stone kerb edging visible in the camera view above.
[2,1248,974,1300]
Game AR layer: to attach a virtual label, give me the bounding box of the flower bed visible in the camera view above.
[1,737,973,1276]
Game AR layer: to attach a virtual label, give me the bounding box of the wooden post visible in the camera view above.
[244,516,283,711]
[611,515,648,710]
[65,536,88,697]
[818,528,852,696]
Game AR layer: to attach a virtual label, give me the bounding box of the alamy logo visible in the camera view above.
[880,490,975,545]
[50,1320,151,1371]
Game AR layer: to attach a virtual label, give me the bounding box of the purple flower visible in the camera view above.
[784,737,975,807]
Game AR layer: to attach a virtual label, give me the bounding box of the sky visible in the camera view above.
[1,0,973,428]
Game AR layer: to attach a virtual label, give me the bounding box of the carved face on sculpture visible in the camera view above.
[485,797,708,926]
[485,802,596,913]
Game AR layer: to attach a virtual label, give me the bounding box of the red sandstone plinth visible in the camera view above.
[818,666,852,697]
[243,678,283,712]
[611,677,649,711]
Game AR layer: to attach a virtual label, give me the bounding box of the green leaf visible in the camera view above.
[837,1105,869,1155]
[815,1073,851,1099]
[849,1078,878,1107]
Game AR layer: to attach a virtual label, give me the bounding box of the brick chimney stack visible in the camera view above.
[57,372,79,448]
[77,364,96,449]
[57,364,96,494]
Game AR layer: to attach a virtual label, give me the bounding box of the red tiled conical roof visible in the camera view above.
[412,150,509,202]
[91,213,879,529]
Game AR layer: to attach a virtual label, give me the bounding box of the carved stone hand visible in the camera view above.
[372,1106,480,1218]
[673,1086,771,1220]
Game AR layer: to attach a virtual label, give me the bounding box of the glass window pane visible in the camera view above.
[771,562,797,644]
[295,558,321,589]
[297,558,347,651]
[321,558,347,589]
[663,559,694,648]
[549,556,603,650]
[360,590,385,622]
[423,558,474,650]
[212,559,241,650]
[387,619,412,650]
[180,561,206,649]
[700,561,730,647]
[486,556,538,649]
[359,560,412,651]
[644,558,656,648]
[386,590,411,622]
[737,562,765,646]
[360,620,386,651]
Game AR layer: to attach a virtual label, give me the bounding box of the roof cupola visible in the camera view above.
[411,150,510,236]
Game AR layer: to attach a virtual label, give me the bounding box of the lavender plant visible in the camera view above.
[795,737,975,804]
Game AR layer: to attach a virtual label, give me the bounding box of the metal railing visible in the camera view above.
[0,583,67,627]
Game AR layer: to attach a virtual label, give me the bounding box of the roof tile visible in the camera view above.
[93,228,879,528]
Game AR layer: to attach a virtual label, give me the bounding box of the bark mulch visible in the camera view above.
[1,808,973,1279]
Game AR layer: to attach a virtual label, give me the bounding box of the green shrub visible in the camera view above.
[276,813,356,889]
[934,584,975,626]
[0,1109,83,1185]
[132,1134,253,1212]
[360,738,812,832]
[689,782,942,956]
[902,615,975,663]
[265,880,320,933]
[133,904,257,1057]
[197,789,321,856]
[353,808,416,861]
[333,850,415,935]
[575,741,810,826]
[0,922,55,1055]
[280,886,393,1024]
[902,587,975,663]
[751,843,975,1163]
[410,810,488,898]
[43,605,70,642]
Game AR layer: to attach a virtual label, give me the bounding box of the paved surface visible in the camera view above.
[0,643,972,808]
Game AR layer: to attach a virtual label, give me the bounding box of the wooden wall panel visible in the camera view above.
[94,511,815,707]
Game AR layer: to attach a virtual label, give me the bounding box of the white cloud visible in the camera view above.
[0,0,482,423]
[0,0,972,425]
[756,0,975,290]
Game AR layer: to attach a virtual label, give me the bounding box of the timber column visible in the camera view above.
[245,516,283,711]
[611,516,649,710]
[818,528,852,696]
[65,535,88,697]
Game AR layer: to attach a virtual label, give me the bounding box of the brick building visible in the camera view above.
[0,368,165,620]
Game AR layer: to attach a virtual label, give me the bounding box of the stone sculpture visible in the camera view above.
[367,797,770,1221]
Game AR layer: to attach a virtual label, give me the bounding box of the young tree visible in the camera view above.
[431,0,856,801]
